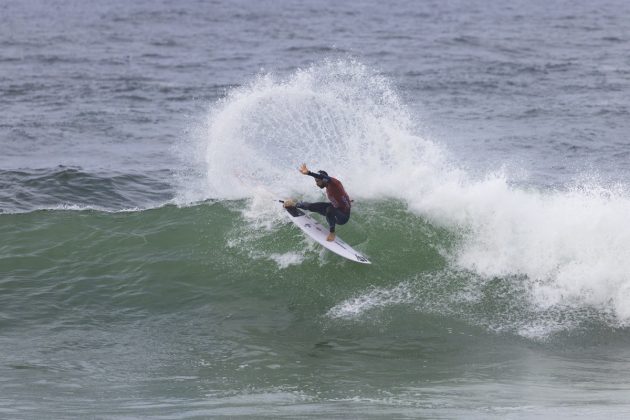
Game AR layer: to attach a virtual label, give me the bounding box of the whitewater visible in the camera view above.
[177,60,630,334]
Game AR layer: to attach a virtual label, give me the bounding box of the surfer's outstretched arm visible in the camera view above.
[299,163,331,182]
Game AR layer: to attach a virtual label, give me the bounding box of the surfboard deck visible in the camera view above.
[283,205,371,264]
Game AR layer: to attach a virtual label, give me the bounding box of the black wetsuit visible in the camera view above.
[297,171,351,233]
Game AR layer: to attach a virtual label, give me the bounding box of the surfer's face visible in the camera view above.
[316,179,327,189]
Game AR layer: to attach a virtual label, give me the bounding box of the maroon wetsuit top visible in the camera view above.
[308,171,351,213]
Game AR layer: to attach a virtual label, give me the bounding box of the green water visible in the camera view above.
[2,201,630,417]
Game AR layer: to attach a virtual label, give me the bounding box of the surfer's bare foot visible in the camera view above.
[283,199,296,208]
[326,232,336,241]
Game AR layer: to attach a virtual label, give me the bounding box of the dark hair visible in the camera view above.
[318,170,328,177]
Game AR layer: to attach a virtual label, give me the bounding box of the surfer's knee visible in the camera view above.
[335,210,350,226]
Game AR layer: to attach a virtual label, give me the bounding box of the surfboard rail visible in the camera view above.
[282,204,371,264]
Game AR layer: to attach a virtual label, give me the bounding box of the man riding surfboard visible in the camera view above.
[284,163,351,242]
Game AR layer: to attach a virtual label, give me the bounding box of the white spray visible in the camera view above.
[185,60,630,329]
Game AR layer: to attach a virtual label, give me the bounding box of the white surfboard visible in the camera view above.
[283,204,371,264]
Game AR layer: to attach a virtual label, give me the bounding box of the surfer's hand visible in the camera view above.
[299,163,309,175]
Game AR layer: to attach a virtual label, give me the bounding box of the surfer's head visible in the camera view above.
[316,170,328,189]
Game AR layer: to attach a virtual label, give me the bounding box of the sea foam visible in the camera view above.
[190,60,630,328]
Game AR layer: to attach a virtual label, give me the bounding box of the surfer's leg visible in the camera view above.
[327,207,350,232]
[297,202,329,217]
[298,202,339,233]
[325,205,337,232]
[335,209,350,226]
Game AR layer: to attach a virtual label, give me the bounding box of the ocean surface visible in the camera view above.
[2,0,630,418]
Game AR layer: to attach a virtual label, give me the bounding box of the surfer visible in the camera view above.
[284,163,351,242]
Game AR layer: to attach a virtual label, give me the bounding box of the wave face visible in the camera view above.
[2,198,628,344]
[173,60,630,335]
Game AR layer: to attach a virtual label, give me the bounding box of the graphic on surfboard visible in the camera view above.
[282,203,371,264]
